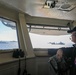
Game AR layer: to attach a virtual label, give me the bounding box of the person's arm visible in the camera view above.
[48,56,58,72]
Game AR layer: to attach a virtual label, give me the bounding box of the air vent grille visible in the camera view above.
[57,3,76,11]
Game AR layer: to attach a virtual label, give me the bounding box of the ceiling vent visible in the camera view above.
[57,3,76,11]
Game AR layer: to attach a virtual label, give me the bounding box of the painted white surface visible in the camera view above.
[0,0,76,20]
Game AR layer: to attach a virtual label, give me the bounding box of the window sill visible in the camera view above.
[0,52,25,65]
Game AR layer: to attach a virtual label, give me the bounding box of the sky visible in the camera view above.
[0,21,18,41]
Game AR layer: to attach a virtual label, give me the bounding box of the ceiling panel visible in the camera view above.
[0,0,76,20]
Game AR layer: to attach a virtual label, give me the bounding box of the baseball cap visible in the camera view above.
[67,26,76,33]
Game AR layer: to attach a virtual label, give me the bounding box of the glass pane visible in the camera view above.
[0,17,19,50]
[29,33,74,49]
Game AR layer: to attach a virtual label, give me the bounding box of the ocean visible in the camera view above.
[0,41,73,50]
[0,41,19,50]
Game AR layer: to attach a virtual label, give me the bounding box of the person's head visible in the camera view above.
[56,48,63,59]
[67,26,76,43]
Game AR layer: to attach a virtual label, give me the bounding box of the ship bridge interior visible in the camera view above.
[0,0,76,75]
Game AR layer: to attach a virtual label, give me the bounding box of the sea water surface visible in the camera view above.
[0,41,19,50]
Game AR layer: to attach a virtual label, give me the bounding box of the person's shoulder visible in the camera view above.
[49,55,56,61]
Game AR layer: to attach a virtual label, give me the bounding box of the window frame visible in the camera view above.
[0,17,20,52]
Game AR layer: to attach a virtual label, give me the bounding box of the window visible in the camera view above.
[27,24,74,49]
[0,17,19,50]
[29,33,74,49]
